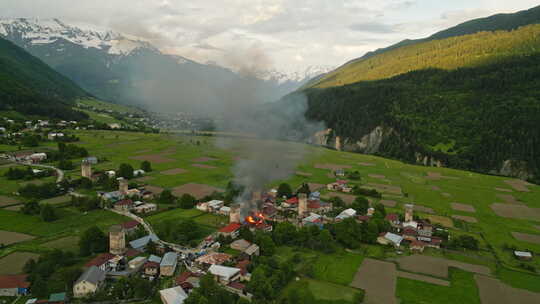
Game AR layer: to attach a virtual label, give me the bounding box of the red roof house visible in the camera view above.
[236,260,251,275]
[85,253,115,268]
[357,215,371,222]
[218,222,242,235]
[307,200,321,209]
[121,220,140,230]
[0,274,30,289]
[227,281,246,291]
[385,213,399,222]
[286,197,299,205]
[410,240,426,252]
[175,271,194,285]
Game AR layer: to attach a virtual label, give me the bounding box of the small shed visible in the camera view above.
[514,251,533,261]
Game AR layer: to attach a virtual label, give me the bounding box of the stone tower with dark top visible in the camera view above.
[81,159,92,178]
[109,224,126,255]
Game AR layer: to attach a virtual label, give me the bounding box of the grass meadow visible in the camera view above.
[0,129,538,302]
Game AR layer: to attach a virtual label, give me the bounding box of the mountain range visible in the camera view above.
[0,36,89,120]
[291,5,540,182]
[0,18,332,112]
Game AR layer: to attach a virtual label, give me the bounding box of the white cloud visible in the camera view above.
[1,0,538,73]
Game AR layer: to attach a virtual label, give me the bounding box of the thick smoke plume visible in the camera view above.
[213,47,326,216]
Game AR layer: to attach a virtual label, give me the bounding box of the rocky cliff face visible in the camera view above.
[496,159,535,181]
[313,127,535,181]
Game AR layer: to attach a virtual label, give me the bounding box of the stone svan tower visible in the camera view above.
[405,204,414,222]
[109,224,126,255]
[81,159,92,179]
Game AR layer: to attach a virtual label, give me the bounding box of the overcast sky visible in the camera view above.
[2,0,538,73]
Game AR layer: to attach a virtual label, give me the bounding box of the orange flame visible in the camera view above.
[245,212,265,225]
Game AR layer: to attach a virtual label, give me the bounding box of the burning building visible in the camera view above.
[228,191,273,232]
[244,211,272,232]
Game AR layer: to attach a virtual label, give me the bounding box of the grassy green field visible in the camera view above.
[397,268,481,304]
[275,246,364,285]
[0,129,539,302]
[283,278,363,304]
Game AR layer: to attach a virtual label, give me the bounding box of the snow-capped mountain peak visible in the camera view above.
[0,18,157,56]
[256,65,335,84]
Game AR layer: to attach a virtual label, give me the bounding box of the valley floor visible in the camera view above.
[0,130,539,303]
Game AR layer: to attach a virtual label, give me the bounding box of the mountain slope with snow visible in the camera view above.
[0,18,327,111]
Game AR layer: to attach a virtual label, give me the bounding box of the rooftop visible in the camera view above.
[129,234,159,249]
[208,264,241,281]
[514,251,533,258]
[75,266,106,285]
[0,274,29,289]
[84,253,115,267]
[159,286,187,304]
[383,232,403,246]
[196,252,232,265]
[161,252,178,267]
[218,222,242,233]
[121,220,140,229]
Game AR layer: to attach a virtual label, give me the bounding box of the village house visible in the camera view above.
[309,191,321,200]
[230,239,251,251]
[160,252,179,277]
[385,213,401,227]
[108,123,121,129]
[307,200,332,214]
[196,202,209,211]
[144,261,160,277]
[0,275,30,296]
[159,286,188,304]
[242,244,260,259]
[29,153,47,163]
[208,265,241,285]
[334,169,346,177]
[327,180,352,193]
[120,220,140,235]
[417,221,433,237]
[175,271,202,290]
[514,251,533,261]
[128,256,148,270]
[219,206,231,215]
[84,253,118,272]
[410,240,426,252]
[426,237,442,249]
[336,208,357,221]
[218,222,242,238]
[196,253,232,268]
[302,213,323,228]
[47,132,64,140]
[100,190,124,202]
[114,199,134,211]
[133,202,157,214]
[84,156,98,165]
[207,200,224,212]
[377,232,403,247]
[402,227,418,241]
[235,260,251,281]
[129,234,160,251]
[73,266,106,298]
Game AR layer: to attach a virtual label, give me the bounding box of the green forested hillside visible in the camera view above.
[0,37,89,119]
[310,24,540,88]
[298,54,540,182]
[354,5,540,63]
